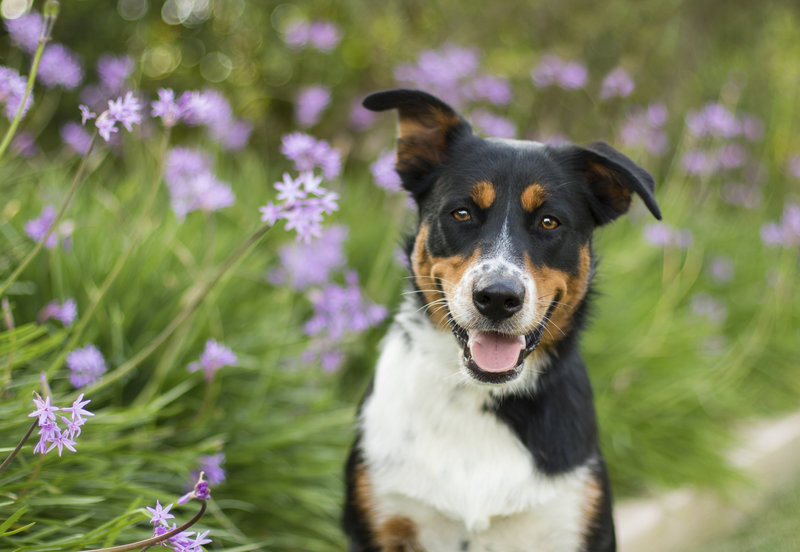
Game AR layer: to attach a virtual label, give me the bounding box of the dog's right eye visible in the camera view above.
[452,208,472,222]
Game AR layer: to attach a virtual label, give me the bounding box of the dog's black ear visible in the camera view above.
[561,141,662,225]
[363,89,472,198]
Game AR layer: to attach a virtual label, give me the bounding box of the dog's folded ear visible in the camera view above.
[561,141,662,225]
[363,89,472,199]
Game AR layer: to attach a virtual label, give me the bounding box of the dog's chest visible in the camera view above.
[359,315,591,550]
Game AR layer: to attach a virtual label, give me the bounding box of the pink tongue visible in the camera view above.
[467,330,525,373]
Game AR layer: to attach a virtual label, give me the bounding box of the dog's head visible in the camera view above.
[364,89,661,385]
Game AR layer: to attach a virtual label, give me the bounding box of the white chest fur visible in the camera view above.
[359,302,593,551]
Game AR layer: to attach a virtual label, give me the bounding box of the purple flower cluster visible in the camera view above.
[619,103,669,156]
[4,11,42,53]
[29,392,94,456]
[302,272,388,371]
[147,493,212,552]
[12,131,37,157]
[370,151,403,193]
[152,88,252,150]
[600,67,635,99]
[284,19,342,51]
[66,344,107,388]
[642,222,694,249]
[0,65,34,121]
[787,155,800,181]
[164,147,235,218]
[681,102,764,177]
[61,122,93,155]
[38,298,78,326]
[187,339,237,381]
[97,54,134,95]
[708,256,735,284]
[761,204,800,247]
[469,108,517,139]
[269,225,348,290]
[24,205,73,250]
[394,44,511,109]
[531,54,588,90]
[79,91,142,142]
[260,133,341,243]
[295,85,331,128]
[38,43,83,90]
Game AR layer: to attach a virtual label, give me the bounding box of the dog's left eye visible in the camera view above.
[540,216,560,230]
[452,208,472,222]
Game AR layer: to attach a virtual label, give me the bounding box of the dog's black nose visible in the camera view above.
[473,280,525,320]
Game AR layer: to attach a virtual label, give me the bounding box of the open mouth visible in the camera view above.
[450,300,557,384]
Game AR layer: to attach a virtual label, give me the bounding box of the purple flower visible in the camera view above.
[715,143,747,170]
[0,65,33,121]
[4,12,42,53]
[38,44,83,90]
[394,44,481,108]
[469,109,516,139]
[709,256,734,283]
[470,75,512,106]
[556,61,588,90]
[269,225,348,290]
[66,344,107,388]
[196,453,226,485]
[79,105,96,126]
[29,392,59,426]
[177,88,251,150]
[45,427,77,456]
[682,149,714,175]
[177,473,211,504]
[302,272,388,370]
[274,172,305,204]
[95,111,118,142]
[279,132,341,179]
[761,204,800,247]
[349,99,376,130]
[686,103,740,138]
[164,147,235,218]
[721,182,761,209]
[187,339,236,381]
[38,298,77,326]
[151,88,185,127]
[370,151,403,192]
[600,67,635,99]
[146,501,175,527]
[741,115,764,142]
[106,91,142,131]
[284,19,342,51]
[61,122,92,155]
[296,85,331,128]
[97,54,134,94]
[531,54,565,87]
[24,205,58,249]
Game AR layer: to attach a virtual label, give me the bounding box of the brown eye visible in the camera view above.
[540,216,560,230]
[452,209,472,222]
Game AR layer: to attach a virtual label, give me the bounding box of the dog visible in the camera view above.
[343,89,661,552]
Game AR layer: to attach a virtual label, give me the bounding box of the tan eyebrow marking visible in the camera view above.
[470,181,496,209]
[521,183,547,212]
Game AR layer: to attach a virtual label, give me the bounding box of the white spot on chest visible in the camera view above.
[359,300,591,550]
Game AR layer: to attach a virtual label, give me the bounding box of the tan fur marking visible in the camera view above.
[520,183,547,212]
[587,161,632,214]
[396,108,461,170]
[580,473,605,544]
[471,181,496,209]
[376,516,426,552]
[412,224,481,329]
[525,245,591,349]
[353,462,378,533]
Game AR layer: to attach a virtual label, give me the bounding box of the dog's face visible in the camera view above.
[364,89,661,385]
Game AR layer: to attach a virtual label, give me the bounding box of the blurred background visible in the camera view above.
[1,0,798,550]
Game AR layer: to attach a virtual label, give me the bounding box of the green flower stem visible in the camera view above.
[0,419,37,476]
[0,8,55,161]
[45,128,172,381]
[83,221,272,396]
[0,131,99,299]
[77,500,207,552]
